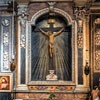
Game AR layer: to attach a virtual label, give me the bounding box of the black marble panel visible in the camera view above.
[78,48,83,84]
[20,48,26,84]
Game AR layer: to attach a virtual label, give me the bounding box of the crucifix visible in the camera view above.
[39,27,63,58]
[39,19,64,70]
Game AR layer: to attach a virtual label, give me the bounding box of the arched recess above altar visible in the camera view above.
[26,7,78,86]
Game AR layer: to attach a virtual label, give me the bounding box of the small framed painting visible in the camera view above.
[0,73,12,92]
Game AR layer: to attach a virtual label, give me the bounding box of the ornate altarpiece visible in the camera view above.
[15,2,79,95]
[0,0,92,99]
[15,0,91,94]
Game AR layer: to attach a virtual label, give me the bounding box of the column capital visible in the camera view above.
[17,4,28,19]
[74,6,90,20]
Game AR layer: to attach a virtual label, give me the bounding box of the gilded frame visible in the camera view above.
[0,73,12,92]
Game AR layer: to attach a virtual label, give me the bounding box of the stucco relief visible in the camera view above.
[20,34,26,48]
[18,8,28,48]
[77,33,83,48]
[2,19,10,26]
[3,32,9,45]
[3,51,9,70]
[3,32,9,70]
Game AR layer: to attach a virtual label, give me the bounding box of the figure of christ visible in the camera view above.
[39,28,64,58]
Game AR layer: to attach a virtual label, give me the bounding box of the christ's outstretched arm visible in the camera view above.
[39,28,48,37]
[54,28,64,37]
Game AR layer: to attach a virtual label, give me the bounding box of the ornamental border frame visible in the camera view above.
[27,8,77,85]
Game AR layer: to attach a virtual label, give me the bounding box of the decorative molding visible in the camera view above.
[28,81,75,85]
[28,85,75,92]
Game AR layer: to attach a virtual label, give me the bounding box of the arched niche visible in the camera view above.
[30,8,72,25]
[27,8,77,85]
